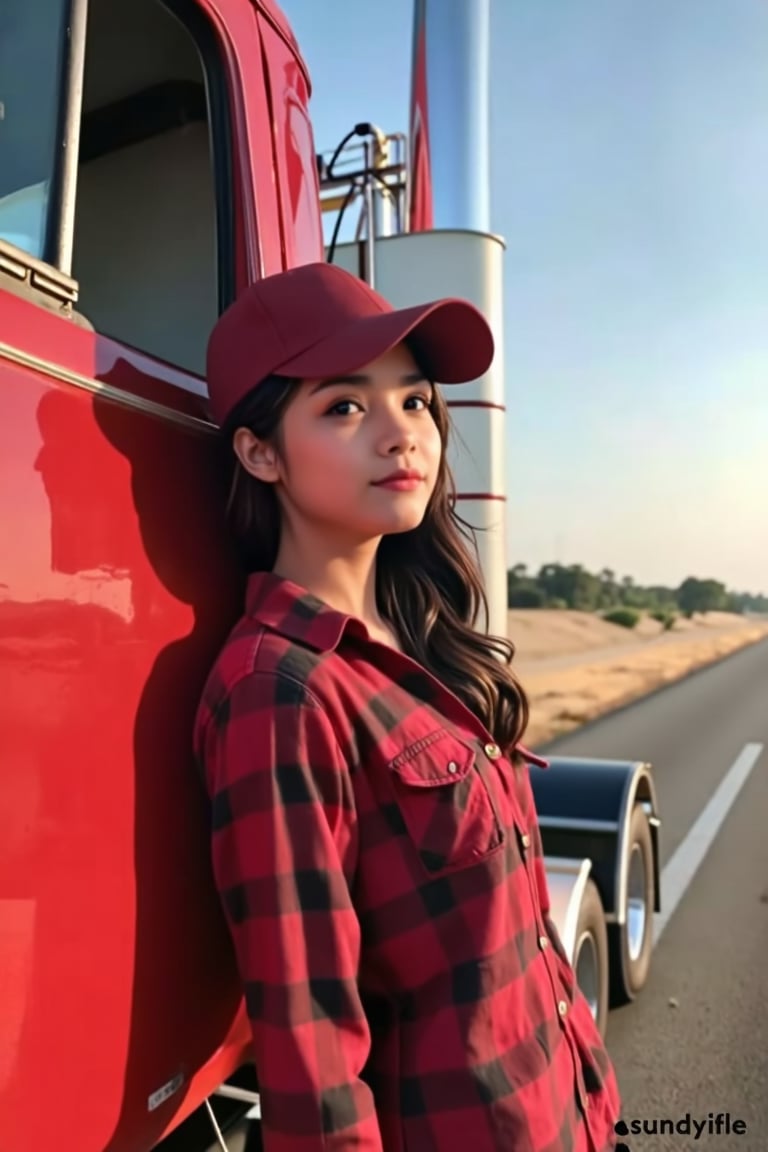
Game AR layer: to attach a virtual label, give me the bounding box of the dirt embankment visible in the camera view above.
[507,610,768,746]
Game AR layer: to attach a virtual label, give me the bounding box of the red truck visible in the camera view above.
[0,1,660,1148]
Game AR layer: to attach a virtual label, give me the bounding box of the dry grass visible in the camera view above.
[506,610,768,745]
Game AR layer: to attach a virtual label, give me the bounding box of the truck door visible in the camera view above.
[0,1,276,1148]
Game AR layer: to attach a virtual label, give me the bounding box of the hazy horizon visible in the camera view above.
[284,0,768,596]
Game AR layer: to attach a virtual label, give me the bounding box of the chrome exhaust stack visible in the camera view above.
[409,0,491,232]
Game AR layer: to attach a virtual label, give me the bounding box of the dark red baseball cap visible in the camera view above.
[206,261,494,426]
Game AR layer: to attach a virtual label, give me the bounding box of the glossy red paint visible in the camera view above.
[0,0,323,1147]
[258,12,325,269]
[225,0,285,277]
[0,290,252,1152]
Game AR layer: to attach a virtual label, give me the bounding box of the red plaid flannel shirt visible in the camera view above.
[194,572,621,1151]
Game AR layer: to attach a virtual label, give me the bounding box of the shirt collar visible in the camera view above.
[245,570,370,653]
[245,571,550,769]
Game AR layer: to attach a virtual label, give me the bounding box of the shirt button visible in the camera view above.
[484,742,501,759]
[558,1000,568,1017]
[447,761,459,774]
[539,934,549,950]
[520,832,531,849]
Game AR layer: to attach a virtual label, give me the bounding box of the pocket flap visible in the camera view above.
[387,732,475,787]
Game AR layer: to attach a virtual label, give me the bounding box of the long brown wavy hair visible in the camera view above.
[221,365,530,752]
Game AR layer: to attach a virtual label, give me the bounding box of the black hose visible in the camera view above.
[324,123,386,264]
[326,180,360,265]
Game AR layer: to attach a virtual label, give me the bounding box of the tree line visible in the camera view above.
[507,563,768,617]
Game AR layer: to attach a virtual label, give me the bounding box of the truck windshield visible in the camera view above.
[0,0,70,259]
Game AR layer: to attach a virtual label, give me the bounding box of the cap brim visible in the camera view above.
[273,297,494,384]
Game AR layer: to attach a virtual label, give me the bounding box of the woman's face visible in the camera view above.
[237,342,443,549]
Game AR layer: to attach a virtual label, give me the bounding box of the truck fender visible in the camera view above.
[530,756,662,925]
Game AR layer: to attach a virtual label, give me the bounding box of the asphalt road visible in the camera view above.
[540,637,768,1152]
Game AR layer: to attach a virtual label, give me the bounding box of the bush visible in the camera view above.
[547,598,569,610]
[650,609,677,631]
[604,608,640,629]
[509,586,545,608]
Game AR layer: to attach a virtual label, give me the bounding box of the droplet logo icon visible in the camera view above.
[614,1118,631,1150]
[614,1119,632,1150]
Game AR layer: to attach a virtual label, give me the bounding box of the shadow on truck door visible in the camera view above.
[30,375,253,1149]
[92,385,252,1149]
[72,0,261,1141]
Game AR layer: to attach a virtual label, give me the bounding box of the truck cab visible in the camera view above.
[1,1,321,1148]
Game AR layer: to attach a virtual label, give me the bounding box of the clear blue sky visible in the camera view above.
[284,0,768,595]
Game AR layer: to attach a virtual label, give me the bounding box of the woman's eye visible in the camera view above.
[327,394,431,416]
[328,399,363,416]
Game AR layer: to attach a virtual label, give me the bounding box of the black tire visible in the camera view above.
[572,877,609,1039]
[609,804,655,1007]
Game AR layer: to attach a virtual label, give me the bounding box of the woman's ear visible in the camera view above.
[232,427,280,484]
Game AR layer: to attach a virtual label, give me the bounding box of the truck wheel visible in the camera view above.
[573,878,609,1039]
[609,803,655,1006]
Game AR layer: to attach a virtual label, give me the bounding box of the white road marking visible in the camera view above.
[653,741,764,946]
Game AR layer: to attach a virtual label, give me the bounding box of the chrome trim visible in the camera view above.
[0,340,215,433]
[50,0,89,274]
[0,240,78,306]
[626,842,647,961]
[543,856,592,962]
[543,856,591,877]
[612,764,663,926]
[213,1085,261,1106]
[573,930,600,1020]
[613,765,660,927]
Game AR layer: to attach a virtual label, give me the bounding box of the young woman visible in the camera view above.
[194,262,621,1152]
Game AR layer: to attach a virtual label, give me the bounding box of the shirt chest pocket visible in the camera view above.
[386,731,504,874]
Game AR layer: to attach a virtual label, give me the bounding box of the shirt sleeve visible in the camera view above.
[200,670,383,1152]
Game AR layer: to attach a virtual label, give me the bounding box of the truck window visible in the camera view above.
[73,0,230,374]
[0,0,231,377]
[0,1,71,259]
